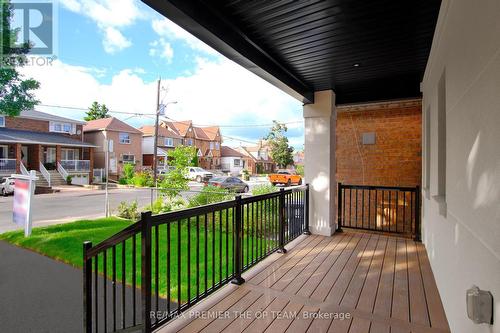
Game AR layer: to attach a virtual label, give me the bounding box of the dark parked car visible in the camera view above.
[207,176,249,193]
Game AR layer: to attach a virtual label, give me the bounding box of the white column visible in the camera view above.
[303,90,337,236]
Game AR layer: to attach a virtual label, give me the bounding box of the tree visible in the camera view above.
[159,146,197,198]
[265,121,294,168]
[84,101,110,121]
[0,0,40,116]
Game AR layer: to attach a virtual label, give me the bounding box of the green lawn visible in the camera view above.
[0,211,278,303]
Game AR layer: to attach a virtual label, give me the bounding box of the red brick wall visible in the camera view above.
[6,117,84,141]
[336,99,422,187]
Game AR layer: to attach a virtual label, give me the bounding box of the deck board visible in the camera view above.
[158,232,450,333]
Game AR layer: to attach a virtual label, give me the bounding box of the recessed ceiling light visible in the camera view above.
[353,63,360,67]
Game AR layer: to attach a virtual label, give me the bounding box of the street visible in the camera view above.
[0,181,269,234]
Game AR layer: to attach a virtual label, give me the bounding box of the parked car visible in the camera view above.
[157,166,176,177]
[0,177,15,196]
[207,176,249,193]
[188,167,214,182]
[268,169,302,186]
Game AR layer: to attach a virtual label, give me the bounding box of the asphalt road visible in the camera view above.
[0,181,268,234]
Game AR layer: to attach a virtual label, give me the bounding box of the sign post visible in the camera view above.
[11,170,38,237]
[103,139,113,217]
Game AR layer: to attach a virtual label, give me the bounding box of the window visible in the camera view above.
[234,159,240,167]
[50,121,75,134]
[210,142,214,150]
[45,147,56,163]
[436,71,446,199]
[186,138,193,146]
[122,154,135,164]
[0,115,4,127]
[0,145,7,158]
[119,132,131,144]
[164,138,174,147]
[424,106,431,190]
[61,148,79,160]
[215,142,220,150]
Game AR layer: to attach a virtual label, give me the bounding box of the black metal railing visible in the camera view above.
[337,183,420,241]
[83,185,309,333]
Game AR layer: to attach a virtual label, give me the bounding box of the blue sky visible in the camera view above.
[19,0,304,148]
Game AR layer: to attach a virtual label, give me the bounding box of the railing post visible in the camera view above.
[231,195,245,285]
[414,186,421,242]
[83,241,92,333]
[337,182,343,232]
[277,188,287,253]
[141,211,152,333]
[303,184,311,235]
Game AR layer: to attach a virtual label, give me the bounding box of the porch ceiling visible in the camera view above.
[142,0,441,104]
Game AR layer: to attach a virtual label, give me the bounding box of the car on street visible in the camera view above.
[188,167,214,182]
[0,177,15,196]
[157,166,176,177]
[207,176,249,193]
[268,169,302,186]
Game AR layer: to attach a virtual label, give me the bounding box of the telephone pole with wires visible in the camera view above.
[153,78,161,190]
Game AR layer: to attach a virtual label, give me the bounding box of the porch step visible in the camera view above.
[36,170,67,186]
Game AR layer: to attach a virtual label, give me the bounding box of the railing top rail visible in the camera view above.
[86,221,141,258]
[339,183,418,192]
[150,199,236,226]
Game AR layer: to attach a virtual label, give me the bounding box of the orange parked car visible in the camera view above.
[268,169,302,186]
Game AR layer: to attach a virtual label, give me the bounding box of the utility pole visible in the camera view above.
[153,78,161,191]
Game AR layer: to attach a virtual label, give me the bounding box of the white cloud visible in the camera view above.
[149,38,174,63]
[21,58,303,143]
[151,18,219,55]
[103,27,132,54]
[60,0,144,53]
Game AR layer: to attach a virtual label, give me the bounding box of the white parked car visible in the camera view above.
[0,177,15,196]
[187,167,214,183]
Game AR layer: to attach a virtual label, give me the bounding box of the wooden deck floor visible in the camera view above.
[159,232,450,333]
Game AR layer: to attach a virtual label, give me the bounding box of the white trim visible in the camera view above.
[0,139,95,148]
[0,115,5,127]
[119,132,131,144]
[164,137,174,147]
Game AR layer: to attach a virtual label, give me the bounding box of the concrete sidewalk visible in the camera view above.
[0,241,84,333]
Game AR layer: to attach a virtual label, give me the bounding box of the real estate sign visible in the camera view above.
[12,171,38,237]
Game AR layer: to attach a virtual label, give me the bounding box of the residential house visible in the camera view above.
[83,117,142,180]
[163,120,222,170]
[236,140,276,174]
[0,110,96,186]
[220,145,245,176]
[293,150,304,166]
[139,123,183,169]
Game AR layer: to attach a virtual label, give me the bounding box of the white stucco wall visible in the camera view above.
[221,156,244,176]
[421,0,500,332]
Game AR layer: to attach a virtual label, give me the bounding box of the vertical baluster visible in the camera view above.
[83,242,92,333]
[231,195,245,285]
[121,241,126,329]
[155,225,159,314]
[112,245,116,332]
[103,249,107,332]
[140,211,152,333]
[177,220,181,310]
[212,211,215,289]
[368,190,371,231]
[187,217,191,305]
[132,235,136,326]
[403,191,406,234]
[196,215,200,300]
[396,191,399,233]
[166,220,171,315]
[95,255,99,332]
[204,213,208,295]
[225,209,229,281]
[219,210,222,284]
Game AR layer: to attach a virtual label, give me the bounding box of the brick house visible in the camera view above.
[220,145,246,176]
[83,117,142,180]
[0,110,96,186]
[163,120,222,170]
[336,99,422,187]
[236,140,276,175]
[139,123,183,169]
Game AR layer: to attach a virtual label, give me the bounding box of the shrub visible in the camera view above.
[66,175,72,184]
[116,200,140,220]
[131,170,153,187]
[252,184,278,196]
[118,178,128,185]
[144,197,188,215]
[188,185,232,207]
[295,164,304,176]
[122,163,135,184]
